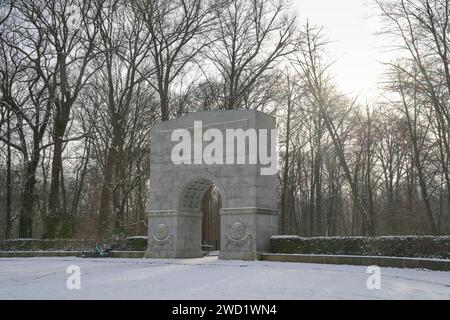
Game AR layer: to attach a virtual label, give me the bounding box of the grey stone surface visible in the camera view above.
[146,110,278,260]
[260,253,450,271]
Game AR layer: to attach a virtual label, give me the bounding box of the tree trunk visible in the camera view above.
[19,159,39,238]
[160,91,169,121]
[281,101,292,234]
[98,145,116,239]
[46,109,69,238]
[5,110,12,239]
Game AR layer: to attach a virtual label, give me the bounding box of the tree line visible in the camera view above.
[0,0,449,240]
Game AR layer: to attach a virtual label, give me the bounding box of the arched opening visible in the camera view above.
[201,185,221,253]
[179,178,223,255]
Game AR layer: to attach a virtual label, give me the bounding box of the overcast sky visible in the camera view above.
[292,0,390,102]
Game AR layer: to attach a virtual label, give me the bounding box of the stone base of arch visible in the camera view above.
[219,207,278,260]
[145,207,278,261]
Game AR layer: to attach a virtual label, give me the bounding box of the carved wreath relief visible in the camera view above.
[155,224,169,240]
[149,223,173,248]
[225,221,252,248]
[230,222,246,240]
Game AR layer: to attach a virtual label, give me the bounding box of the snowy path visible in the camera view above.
[0,256,449,299]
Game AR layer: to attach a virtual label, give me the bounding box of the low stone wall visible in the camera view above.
[261,253,450,271]
[270,236,450,259]
[0,237,148,252]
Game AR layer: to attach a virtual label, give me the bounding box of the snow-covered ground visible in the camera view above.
[0,256,449,299]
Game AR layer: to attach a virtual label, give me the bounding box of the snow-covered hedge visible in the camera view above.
[0,237,148,252]
[0,239,93,251]
[270,236,450,259]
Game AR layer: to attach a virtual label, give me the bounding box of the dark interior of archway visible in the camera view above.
[201,185,221,251]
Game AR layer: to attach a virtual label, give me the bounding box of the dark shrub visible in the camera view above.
[125,236,148,251]
[271,236,450,259]
[0,237,148,251]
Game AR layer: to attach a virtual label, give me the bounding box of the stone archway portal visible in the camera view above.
[145,110,278,261]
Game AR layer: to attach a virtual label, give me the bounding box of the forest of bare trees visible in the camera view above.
[0,0,449,240]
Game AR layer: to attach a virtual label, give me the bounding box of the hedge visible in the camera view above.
[110,236,148,251]
[0,237,148,252]
[0,239,93,251]
[270,236,450,259]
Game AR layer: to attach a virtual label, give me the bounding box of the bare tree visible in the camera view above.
[7,0,105,237]
[94,0,155,237]
[377,0,450,234]
[292,24,376,236]
[0,0,14,26]
[204,0,298,110]
[134,0,221,121]
[278,70,302,234]
[0,18,55,237]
